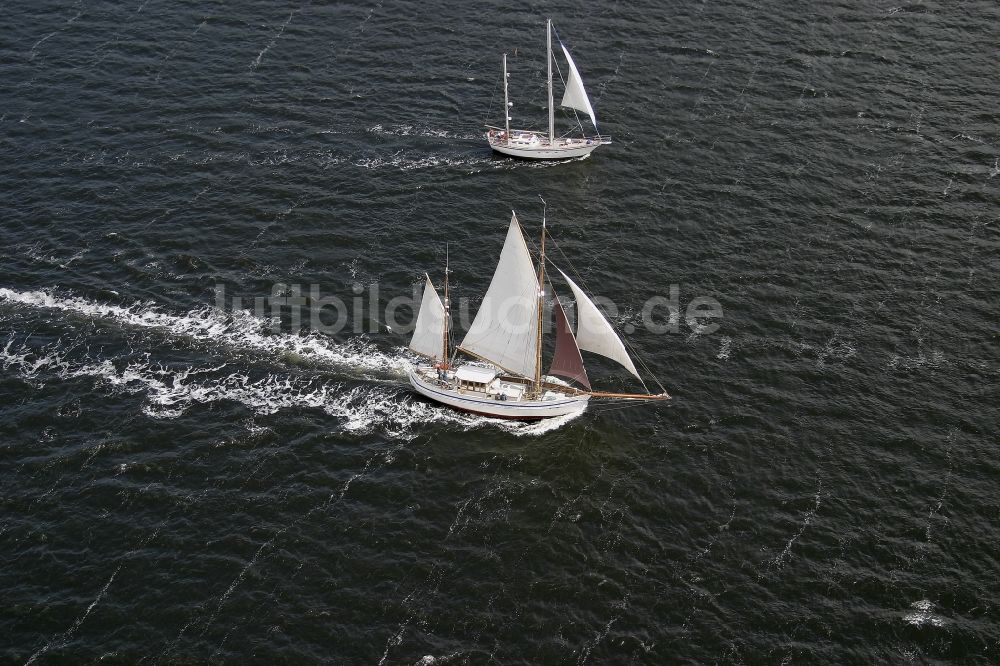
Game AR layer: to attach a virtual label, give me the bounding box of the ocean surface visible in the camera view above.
[2,0,998,663]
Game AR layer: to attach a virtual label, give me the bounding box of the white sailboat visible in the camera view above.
[485,19,612,160]
[407,209,668,421]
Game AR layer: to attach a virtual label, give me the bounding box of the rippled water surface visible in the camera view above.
[2,0,998,663]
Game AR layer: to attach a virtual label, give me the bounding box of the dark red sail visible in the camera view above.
[548,298,590,389]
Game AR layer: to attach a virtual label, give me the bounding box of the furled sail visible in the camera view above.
[557,269,641,381]
[409,274,446,361]
[559,44,597,129]
[549,295,590,389]
[460,213,539,378]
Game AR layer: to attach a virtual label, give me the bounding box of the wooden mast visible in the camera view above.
[442,244,450,369]
[585,389,671,400]
[534,202,547,395]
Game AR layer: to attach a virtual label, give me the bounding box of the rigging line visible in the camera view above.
[552,45,567,86]
[542,246,658,395]
[483,67,501,126]
[519,72,577,134]
[545,232,667,394]
[553,57,586,136]
[550,26,587,135]
[551,23,568,63]
[551,49,586,135]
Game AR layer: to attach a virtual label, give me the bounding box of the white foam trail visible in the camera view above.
[0,341,331,419]
[0,339,73,379]
[412,653,462,665]
[886,349,946,371]
[83,361,336,419]
[816,334,856,369]
[324,385,478,437]
[366,123,481,141]
[903,599,947,627]
[353,152,492,171]
[1,289,585,435]
[1,340,570,436]
[0,287,405,375]
[501,407,585,436]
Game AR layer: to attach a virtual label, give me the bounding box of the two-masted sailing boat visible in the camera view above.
[485,19,611,160]
[407,210,668,420]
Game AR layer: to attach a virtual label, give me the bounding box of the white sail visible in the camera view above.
[460,213,539,378]
[559,44,597,130]
[558,269,641,381]
[409,274,446,361]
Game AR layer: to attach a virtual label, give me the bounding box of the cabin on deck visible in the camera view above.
[454,366,498,393]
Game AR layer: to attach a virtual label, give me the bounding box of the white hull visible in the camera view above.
[485,132,609,160]
[408,367,589,420]
[490,141,600,160]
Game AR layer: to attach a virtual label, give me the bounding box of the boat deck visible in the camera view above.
[408,365,590,420]
[484,127,610,149]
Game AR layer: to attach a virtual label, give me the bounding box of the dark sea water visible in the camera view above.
[2,0,998,663]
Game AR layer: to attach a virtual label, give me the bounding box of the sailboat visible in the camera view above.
[485,19,612,160]
[406,209,669,420]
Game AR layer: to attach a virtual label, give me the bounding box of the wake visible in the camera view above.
[0,288,582,437]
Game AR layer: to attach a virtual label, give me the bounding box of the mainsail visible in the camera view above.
[557,269,641,381]
[549,296,590,389]
[460,213,540,378]
[559,44,597,130]
[409,274,446,361]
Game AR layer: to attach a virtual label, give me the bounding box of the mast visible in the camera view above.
[546,19,554,145]
[442,244,450,368]
[502,53,511,146]
[534,200,547,394]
